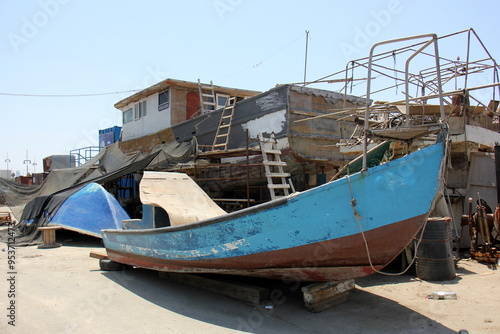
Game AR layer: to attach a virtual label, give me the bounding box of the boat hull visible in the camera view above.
[102,143,444,281]
[105,214,424,281]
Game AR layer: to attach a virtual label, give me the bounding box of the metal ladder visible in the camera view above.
[198,79,216,114]
[258,133,292,200]
[212,96,237,151]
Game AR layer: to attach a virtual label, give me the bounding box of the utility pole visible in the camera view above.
[303,30,310,86]
[5,154,11,177]
[23,150,31,176]
[33,160,38,173]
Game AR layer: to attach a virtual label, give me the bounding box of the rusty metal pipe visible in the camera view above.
[364,33,443,170]
[477,193,492,247]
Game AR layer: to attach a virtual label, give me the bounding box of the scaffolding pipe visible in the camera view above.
[364,33,444,170]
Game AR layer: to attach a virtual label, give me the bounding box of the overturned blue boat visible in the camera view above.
[49,183,130,237]
[13,183,129,243]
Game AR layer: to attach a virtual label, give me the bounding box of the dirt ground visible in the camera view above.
[0,227,498,334]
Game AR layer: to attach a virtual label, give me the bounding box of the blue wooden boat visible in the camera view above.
[101,141,445,282]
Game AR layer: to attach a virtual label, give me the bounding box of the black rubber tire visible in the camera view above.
[99,259,132,271]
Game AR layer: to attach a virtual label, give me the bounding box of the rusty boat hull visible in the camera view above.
[101,142,444,282]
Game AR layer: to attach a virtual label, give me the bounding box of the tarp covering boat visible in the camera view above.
[0,140,196,245]
[49,183,130,238]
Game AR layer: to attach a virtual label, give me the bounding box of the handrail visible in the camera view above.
[363,34,445,170]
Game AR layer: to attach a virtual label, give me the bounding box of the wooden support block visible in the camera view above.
[302,279,354,312]
[159,272,269,304]
[305,291,350,313]
[89,251,109,260]
[37,226,63,249]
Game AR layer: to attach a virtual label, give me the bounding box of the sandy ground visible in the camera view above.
[0,227,498,334]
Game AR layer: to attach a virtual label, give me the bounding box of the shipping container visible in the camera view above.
[99,126,122,147]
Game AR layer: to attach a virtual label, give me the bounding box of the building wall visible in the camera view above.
[119,83,258,143]
[121,92,171,141]
[171,88,201,124]
[171,88,189,125]
[43,155,76,171]
[0,170,12,179]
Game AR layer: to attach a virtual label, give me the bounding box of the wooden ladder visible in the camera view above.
[258,133,292,200]
[212,96,237,151]
[198,79,216,114]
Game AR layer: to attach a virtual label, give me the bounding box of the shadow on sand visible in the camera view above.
[100,267,456,334]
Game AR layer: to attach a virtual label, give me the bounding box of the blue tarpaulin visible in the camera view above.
[49,183,130,237]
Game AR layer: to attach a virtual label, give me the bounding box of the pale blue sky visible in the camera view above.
[1,0,499,175]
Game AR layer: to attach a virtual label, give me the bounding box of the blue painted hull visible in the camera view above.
[102,143,444,281]
[50,183,130,238]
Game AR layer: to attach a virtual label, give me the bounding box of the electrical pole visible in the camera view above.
[5,154,10,177]
[23,150,31,176]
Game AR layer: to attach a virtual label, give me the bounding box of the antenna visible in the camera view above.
[303,30,310,86]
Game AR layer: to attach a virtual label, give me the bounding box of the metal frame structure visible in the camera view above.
[298,28,500,170]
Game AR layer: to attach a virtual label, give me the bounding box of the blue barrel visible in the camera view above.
[416,217,456,281]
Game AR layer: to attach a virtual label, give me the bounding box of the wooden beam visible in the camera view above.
[159,272,269,304]
[89,251,109,260]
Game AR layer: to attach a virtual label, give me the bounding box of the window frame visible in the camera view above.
[216,94,230,109]
[158,90,170,111]
[134,101,147,120]
[123,108,133,124]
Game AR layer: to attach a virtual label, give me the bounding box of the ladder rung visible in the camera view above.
[213,143,227,147]
[268,184,291,189]
[216,134,228,138]
[222,114,232,118]
[263,161,287,166]
[219,125,230,129]
[263,149,282,154]
[266,172,290,178]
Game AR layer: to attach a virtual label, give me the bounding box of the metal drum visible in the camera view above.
[416,217,456,281]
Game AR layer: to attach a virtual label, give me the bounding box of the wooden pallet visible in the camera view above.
[0,212,12,225]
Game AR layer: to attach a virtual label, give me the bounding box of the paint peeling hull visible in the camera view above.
[102,143,445,282]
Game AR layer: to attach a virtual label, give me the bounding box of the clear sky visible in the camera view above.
[1,0,499,175]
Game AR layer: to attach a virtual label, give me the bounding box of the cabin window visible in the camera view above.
[158,90,170,111]
[205,96,215,111]
[216,94,229,109]
[134,101,147,120]
[123,108,133,123]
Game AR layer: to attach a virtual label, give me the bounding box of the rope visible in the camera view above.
[346,167,429,276]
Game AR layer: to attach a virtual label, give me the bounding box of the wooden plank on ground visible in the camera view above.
[89,251,109,260]
[158,272,269,304]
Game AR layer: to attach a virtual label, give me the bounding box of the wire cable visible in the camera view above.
[0,89,141,98]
